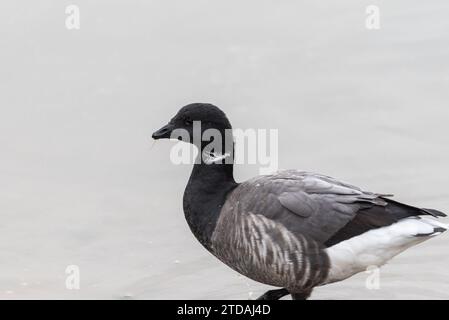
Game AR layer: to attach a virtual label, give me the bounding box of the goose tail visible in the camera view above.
[324,216,447,284]
[414,216,448,236]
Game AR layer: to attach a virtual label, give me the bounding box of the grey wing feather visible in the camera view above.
[234,170,389,244]
[278,192,313,217]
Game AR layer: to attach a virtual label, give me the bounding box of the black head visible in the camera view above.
[152,103,232,144]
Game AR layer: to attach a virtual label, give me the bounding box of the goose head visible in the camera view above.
[152,103,233,152]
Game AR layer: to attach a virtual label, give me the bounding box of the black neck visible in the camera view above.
[183,149,238,250]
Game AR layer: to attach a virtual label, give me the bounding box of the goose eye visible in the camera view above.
[184,119,193,126]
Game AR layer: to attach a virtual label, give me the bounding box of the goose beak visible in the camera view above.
[152,123,174,140]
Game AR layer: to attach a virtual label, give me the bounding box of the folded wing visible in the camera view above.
[234,170,445,247]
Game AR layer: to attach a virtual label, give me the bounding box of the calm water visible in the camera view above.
[0,1,448,299]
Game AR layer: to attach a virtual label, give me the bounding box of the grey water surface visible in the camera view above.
[0,1,448,299]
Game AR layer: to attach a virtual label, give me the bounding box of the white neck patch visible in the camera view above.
[203,151,231,164]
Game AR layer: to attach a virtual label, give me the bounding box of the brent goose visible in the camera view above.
[152,103,447,300]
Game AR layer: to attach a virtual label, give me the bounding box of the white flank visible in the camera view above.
[324,217,448,284]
